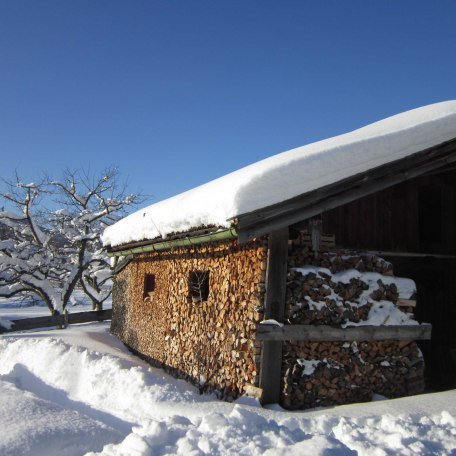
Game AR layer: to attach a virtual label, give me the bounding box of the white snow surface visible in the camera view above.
[1,322,455,455]
[296,359,320,376]
[103,101,456,247]
[0,316,12,330]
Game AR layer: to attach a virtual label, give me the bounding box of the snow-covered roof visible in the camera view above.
[103,101,456,248]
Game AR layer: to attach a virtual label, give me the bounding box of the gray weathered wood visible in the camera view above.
[256,323,432,341]
[259,227,289,404]
[1,309,112,333]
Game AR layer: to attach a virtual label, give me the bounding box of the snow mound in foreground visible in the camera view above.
[89,408,456,456]
[103,100,456,247]
[1,330,455,455]
[0,337,202,425]
[0,379,121,456]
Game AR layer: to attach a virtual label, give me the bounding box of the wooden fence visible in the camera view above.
[0,309,112,333]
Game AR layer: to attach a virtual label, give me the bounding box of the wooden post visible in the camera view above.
[259,227,289,404]
[309,218,322,258]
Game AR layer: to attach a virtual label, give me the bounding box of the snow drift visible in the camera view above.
[0,326,455,455]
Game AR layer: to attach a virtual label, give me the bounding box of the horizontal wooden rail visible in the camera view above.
[0,309,112,333]
[256,323,432,341]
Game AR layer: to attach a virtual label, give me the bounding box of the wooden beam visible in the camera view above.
[259,227,289,404]
[238,139,456,241]
[397,299,417,308]
[1,309,112,333]
[113,255,133,274]
[256,323,432,341]
[370,250,456,260]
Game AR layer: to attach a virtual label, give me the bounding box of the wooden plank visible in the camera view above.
[114,255,133,274]
[244,384,264,401]
[67,309,112,324]
[5,314,65,332]
[256,323,432,341]
[238,140,456,241]
[371,251,456,259]
[397,299,417,308]
[299,232,335,247]
[259,227,289,404]
[1,309,113,333]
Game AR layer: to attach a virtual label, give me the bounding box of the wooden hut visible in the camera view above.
[104,101,456,408]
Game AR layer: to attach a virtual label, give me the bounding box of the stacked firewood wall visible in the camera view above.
[281,239,425,409]
[111,238,267,400]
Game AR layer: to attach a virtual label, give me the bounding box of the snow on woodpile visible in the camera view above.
[286,249,417,327]
[282,246,424,409]
[103,101,456,247]
[288,264,417,327]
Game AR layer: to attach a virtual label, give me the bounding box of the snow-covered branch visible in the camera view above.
[0,168,143,313]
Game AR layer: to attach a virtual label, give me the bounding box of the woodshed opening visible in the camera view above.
[322,168,456,390]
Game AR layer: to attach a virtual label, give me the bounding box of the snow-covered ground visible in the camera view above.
[0,322,455,455]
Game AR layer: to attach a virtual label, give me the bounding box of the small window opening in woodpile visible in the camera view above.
[143,273,156,299]
[188,270,210,303]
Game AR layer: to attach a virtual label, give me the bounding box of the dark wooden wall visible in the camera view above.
[321,168,456,390]
[322,169,456,255]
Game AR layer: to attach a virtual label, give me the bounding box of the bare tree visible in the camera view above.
[0,168,143,314]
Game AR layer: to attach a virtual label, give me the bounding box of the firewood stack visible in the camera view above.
[282,239,424,409]
[281,339,424,409]
[111,238,268,401]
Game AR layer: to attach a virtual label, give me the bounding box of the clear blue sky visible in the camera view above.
[1,1,455,204]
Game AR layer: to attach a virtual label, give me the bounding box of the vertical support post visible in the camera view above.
[309,218,322,258]
[259,227,289,404]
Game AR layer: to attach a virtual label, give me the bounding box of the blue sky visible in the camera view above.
[1,1,455,204]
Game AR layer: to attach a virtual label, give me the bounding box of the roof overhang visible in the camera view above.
[107,227,238,257]
[235,137,456,242]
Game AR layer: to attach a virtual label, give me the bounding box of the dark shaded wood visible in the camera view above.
[256,323,432,341]
[67,309,112,324]
[259,228,289,404]
[2,314,65,332]
[1,309,112,333]
[238,138,456,241]
[323,170,456,255]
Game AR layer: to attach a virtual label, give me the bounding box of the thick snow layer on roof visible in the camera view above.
[103,101,456,247]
